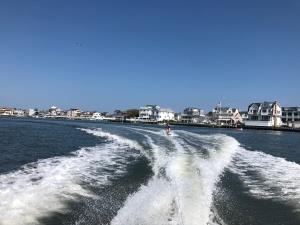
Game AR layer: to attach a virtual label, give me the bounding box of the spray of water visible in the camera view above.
[0,128,140,225]
[112,129,239,225]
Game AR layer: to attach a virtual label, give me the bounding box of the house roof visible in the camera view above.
[282,107,300,111]
[261,102,275,109]
[214,107,231,113]
[248,101,279,111]
[140,105,160,110]
[248,103,260,109]
[220,107,230,111]
[69,108,80,111]
[0,107,15,110]
[159,108,174,113]
[184,107,201,111]
[145,104,160,108]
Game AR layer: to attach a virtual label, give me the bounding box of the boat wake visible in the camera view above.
[111,129,239,225]
[2,125,298,225]
[0,128,141,225]
[230,147,300,211]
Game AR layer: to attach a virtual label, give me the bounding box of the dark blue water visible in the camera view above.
[0,119,101,173]
[0,117,299,225]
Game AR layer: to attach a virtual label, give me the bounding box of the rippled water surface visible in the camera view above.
[0,118,300,225]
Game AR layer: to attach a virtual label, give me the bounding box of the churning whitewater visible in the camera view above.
[0,127,239,225]
[230,147,300,210]
[111,128,240,225]
[0,128,141,225]
[1,122,300,225]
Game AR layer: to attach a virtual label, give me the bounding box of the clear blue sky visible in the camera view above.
[0,0,299,112]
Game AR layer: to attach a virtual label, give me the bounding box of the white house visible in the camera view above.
[28,108,38,117]
[67,108,81,118]
[245,101,282,127]
[92,112,104,120]
[49,106,61,116]
[13,109,25,117]
[139,105,159,121]
[157,108,175,122]
[139,105,175,122]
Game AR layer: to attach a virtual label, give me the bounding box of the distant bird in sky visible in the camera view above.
[75,42,83,47]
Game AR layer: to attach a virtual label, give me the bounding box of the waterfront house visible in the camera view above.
[157,108,175,122]
[139,105,159,121]
[212,107,243,125]
[13,109,25,117]
[282,107,300,128]
[48,106,62,116]
[112,110,126,122]
[80,111,93,120]
[181,107,205,123]
[0,107,15,116]
[28,108,38,117]
[67,108,81,118]
[139,105,174,122]
[92,112,104,120]
[245,101,282,127]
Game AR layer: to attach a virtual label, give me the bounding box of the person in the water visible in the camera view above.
[166,123,171,135]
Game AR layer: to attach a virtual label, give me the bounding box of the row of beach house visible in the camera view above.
[0,101,299,128]
[138,101,300,128]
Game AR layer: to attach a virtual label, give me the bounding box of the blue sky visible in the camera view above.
[0,0,299,112]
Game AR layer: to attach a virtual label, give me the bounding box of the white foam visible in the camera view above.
[128,127,167,137]
[230,148,300,209]
[167,132,239,225]
[0,129,139,225]
[111,132,182,225]
[141,134,168,176]
[112,129,239,225]
[111,178,176,225]
[80,128,143,151]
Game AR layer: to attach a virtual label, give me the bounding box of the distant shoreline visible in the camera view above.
[119,120,300,133]
[1,116,300,133]
[169,122,300,133]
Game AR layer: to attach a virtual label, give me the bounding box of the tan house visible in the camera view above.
[0,107,15,116]
[212,107,243,125]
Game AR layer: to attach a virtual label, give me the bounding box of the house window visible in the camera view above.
[261,116,270,121]
[262,109,267,113]
[250,116,258,120]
